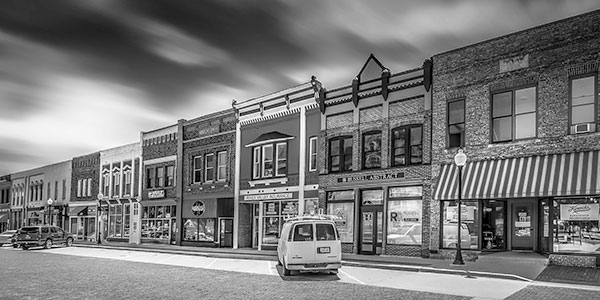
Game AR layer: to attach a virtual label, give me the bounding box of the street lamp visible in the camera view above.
[47,198,54,225]
[452,149,467,265]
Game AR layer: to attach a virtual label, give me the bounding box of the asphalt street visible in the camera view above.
[1,246,599,300]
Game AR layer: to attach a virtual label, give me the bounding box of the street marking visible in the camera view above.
[339,269,365,285]
[205,258,219,269]
[267,261,275,275]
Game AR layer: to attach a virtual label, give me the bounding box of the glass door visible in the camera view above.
[512,200,535,250]
[359,206,383,255]
[482,200,505,250]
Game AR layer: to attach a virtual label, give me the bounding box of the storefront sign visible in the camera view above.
[198,125,220,136]
[281,201,298,215]
[337,172,404,183]
[148,190,165,199]
[243,193,293,201]
[445,205,475,222]
[560,203,599,221]
[192,200,205,217]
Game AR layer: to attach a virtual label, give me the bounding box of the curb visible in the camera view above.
[74,243,530,282]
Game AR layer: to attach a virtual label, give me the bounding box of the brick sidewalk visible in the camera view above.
[536,265,600,286]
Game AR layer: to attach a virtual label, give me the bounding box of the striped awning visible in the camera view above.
[434,150,600,200]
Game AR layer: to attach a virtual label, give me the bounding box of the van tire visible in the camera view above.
[44,239,53,249]
[282,259,291,276]
[330,269,338,275]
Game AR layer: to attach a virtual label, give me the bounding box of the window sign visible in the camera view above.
[281,201,298,216]
[445,204,475,222]
[387,200,422,245]
[361,190,383,205]
[560,204,599,221]
[264,201,279,216]
[389,186,423,198]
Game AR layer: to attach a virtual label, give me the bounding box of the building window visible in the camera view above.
[441,200,479,249]
[142,205,176,240]
[62,179,66,200]
[102,173,109,196]
[447,99,465,148]
[326,191,355,243]
[492,86,537,142]
[47,182,51,200]
[54,181,58,200]
[262,144,274,177]
[87,178,92,197]
[124,172,131,194]
[309,136,318,172]
[329,136,352,173]
[166,166,174,187]
[570,74,597,134]
[252,147,261,179]
[363,131,382,169]
[205,153,215,182]
[275,143,287,176]
[193,156,202,183]
[77,179,82,197]
[113,172,120,197]
[387,186,423,245]
[82,179,87,197]
[183,218,215,242]
[217,152,227,181]
[157,167,164,187]
[391,125,423,166]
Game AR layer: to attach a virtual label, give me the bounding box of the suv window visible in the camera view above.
[51,227,58,233]
[316,223,336,241]
[20,227,39,233]
[293,224,313,241]
[41,227,49,234]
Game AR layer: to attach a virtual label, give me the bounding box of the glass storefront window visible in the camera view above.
[553,198,600,253]
[327,202,354,243]
[142,205,176,240]
[442,200,479,249]
[362,190,383,205]
[387,200,422,245]
[182,218,215,242]
[482,200,505,250]
[263,216,280,245]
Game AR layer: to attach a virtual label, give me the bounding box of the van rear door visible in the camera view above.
[288,223,316,265]
[315,223,342,264]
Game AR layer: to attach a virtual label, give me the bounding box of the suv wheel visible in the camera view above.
[22,246,28,250]
[44,239,53,249]
[66,237,73,247]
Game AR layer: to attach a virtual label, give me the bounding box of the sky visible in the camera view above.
[0,0,598,176]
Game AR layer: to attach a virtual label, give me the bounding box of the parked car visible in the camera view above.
[15,225,75,250]
[0,230,18,248]
[277,215,342,276]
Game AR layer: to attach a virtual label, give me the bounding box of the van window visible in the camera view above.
[316,223,336,241]
[41,227,49,234]
[293,224,313,241]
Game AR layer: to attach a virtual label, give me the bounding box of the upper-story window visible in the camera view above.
[491,86,537,142]
[63,179,67,200]
[102,172,110,196]
[447,99,465,148]
[391,125,423,166]
[124,171,132,194]
[309,136,318,172]
[363,131,382,169]
[77,179,82,197]
[113,172,120,197]
[329,136,353,173]
[570,74,597,134]
[205,153,215,182]
[156,167,164,187]
[193,156,202,184]
[252,143,287,179]
[166,166,174,187]
[217,151,227,181]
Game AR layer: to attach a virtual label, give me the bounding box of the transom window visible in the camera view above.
[362,131,382,169]
[391,125,423,166]
[491,86,537,142]
[252,143,287,179]
[570,74,597,134]
[329,136,353,173]
[447,99,465,148]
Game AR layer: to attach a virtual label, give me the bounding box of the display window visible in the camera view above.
[142,204,176,240]
[441,200,479,249]
[183,218,215,242]
[327,191,354,243]
[553,198,600,253]
[261,200,298,245]
[482,200,505,250]
[387,186,423,245]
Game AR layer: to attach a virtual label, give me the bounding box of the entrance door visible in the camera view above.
[219,218,233,247]
[512,200,535,250]
[359,206,383,255]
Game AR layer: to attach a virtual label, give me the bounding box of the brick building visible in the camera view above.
[318,55,433,257]
[0,175,10,232]
[233,78,321,250]
[178,110,236,247]
[98,143,142,244]
[141,125,178,245]
[69,152,100,241]
[431,9,600,266]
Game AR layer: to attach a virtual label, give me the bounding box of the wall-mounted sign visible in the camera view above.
[148,190,165,199]
[192,200,205,217]
[560,204,599,221]
[337,172,404,183]
[243,193,293,201]
[198,125,220,137]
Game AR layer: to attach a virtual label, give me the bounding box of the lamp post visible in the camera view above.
[96,194,103,245]
[453,149,467,265]
[47,198,54,225]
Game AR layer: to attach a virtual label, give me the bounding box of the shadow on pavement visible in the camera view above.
[275,265,341,282]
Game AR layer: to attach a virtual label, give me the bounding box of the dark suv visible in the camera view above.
[16,225,75,250]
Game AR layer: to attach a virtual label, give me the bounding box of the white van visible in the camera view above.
[277,216,342,276]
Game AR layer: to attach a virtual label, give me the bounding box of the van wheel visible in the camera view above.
[44,239,53,249]
[282,259,291,276]
[330,269,338,275]
[66,238,73,247]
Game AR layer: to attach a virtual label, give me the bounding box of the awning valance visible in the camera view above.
[140,199,177,207]
[434,150,600,200]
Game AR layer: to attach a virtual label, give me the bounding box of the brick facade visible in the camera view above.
[71,152,100,202]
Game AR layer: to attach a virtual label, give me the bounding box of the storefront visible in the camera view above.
[27,207,44,226]
[0,208,9,232]
[140,199,177,244]
[434,150,600,255]
[181,197,233,247]
[97,199,139,242]
[68,203,97,241]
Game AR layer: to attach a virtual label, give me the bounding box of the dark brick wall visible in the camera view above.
[71,152,100,201]
[143,139,177,161]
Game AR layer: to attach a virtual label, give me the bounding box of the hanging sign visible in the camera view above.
[560,204,599,221]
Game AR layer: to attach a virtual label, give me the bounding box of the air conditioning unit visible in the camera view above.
[573,123,594,134]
